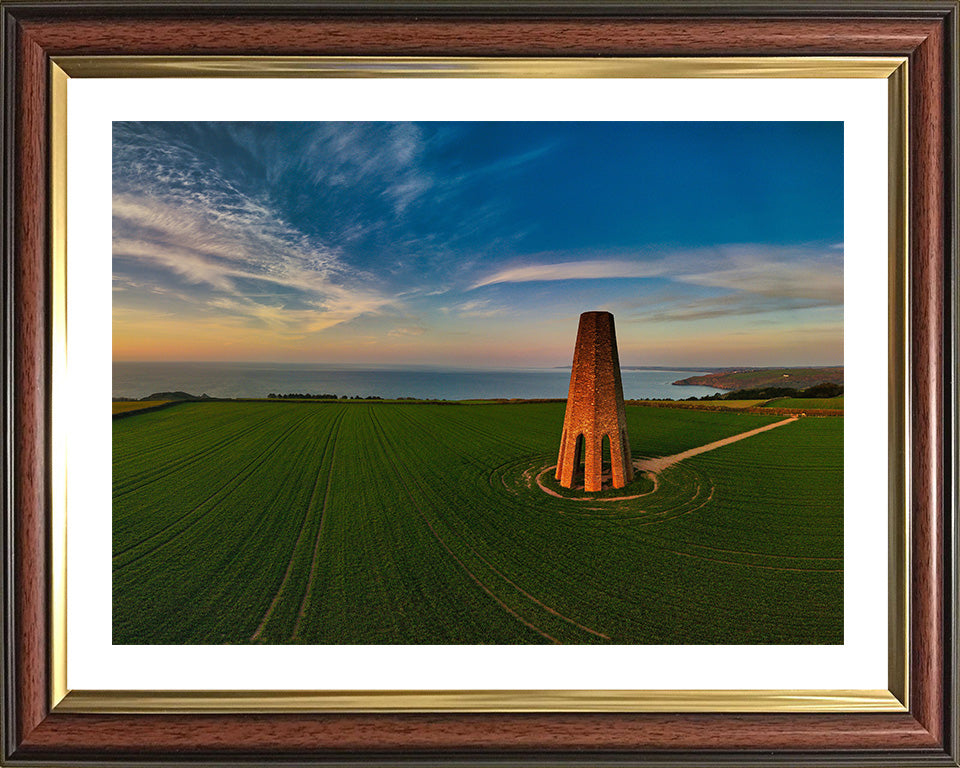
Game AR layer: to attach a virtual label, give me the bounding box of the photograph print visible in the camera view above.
[112,121,843,645]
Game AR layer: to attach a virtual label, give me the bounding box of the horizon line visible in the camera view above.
[111,359,844,369]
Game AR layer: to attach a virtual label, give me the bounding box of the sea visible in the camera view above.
[112,362,725,402]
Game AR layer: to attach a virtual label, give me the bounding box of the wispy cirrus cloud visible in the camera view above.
[441,299,503,318]
[114,193,343,292]
[451,142,560,186]
[300,122,433,216]
[470,260,666,288]
[677,251,842,304]
[469,245,842,323]
[628,293,839,324]
[113,129,399,338]
[387,325,427,338]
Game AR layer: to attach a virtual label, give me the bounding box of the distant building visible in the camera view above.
[555,311,634,492]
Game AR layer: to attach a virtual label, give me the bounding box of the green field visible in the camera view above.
[764,397,844,410]
[630,399,768,409]
[112,400,171,414]
[113,402,842,645]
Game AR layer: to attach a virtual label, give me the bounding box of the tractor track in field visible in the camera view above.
[452,541,611,640]
[374,409,611,642]
[437,410,535,454]
[666,547,843,573]
[369,408,562,644]
[391,410,541,503]
[613,483,715,525]
[112,407,275,466]
[114,414,282,501]
[113,409,282,499]
[394,407,534,478]
[486,457,534,491]
[192,427,327,645]
[290,411,348,641]
[672,541,843,564]
[114,410,319,570]
[253,407,347,642]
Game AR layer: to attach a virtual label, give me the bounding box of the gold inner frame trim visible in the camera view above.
[50,61,69,711]
[57,688,903,714]
[49,55,909,715]
[53,55,905,79]
[886,60,910,709]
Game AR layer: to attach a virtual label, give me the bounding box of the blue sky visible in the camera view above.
[113,121,843,367]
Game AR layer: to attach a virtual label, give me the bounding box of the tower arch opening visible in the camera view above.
[601,434,612,481]
[572,433,585,484]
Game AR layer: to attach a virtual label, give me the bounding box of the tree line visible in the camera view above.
[694,382,844,401]
[267,393,384,400]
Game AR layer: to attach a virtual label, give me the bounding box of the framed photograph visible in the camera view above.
[2,1,957,766]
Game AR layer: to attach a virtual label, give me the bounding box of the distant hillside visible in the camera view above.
[141,391,215,401]
[673,367,843,391]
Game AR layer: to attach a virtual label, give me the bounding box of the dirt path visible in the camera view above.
[634,416,798,474]
[536,466,658,502]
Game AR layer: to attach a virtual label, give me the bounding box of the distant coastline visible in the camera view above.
[672,366,843,391]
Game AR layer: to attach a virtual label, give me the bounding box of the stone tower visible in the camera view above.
[555,311,634,492]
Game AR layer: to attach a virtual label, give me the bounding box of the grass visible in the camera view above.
[764,397,844,410]
[113,401,842,645]
[112,400,170,414]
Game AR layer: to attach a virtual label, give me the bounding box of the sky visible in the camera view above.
[113,121,843,368]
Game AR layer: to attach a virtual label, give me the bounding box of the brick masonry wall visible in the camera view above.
[555,312,634,492]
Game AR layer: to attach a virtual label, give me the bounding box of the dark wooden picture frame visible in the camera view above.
[1,1,957,765]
